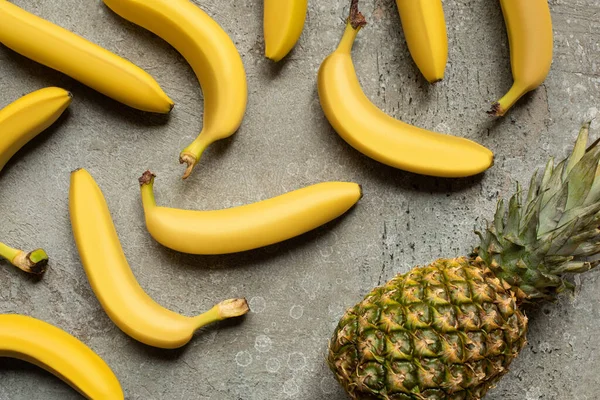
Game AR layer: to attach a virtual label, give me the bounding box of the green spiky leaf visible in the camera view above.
[477,123,600,300]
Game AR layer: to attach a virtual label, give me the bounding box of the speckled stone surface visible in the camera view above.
[1,0,600,399]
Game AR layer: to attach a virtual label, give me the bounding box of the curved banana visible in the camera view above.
[139,171,362,255]
[490,0,553,116]
[0,314,123,399]
[69,169,249,349]
[0,87,72,173]
[103,0,248,179]
[0,0,173,113]
[395,0,448,83]
[264,0,308,62]
[317,1,493,178]
[0,87,72,275]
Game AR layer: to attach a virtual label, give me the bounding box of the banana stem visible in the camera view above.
[348,0,367,30]
[336,1,366,54]
[0,242,48,275]
[191,299,250,331]
[139,170,157,210]
[179,130,212,180]
[489,82,529,117]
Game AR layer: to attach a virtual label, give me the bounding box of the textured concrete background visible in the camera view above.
[0,0,599,399]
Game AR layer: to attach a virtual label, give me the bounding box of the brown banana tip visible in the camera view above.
[67,91,73,98]
[179,154,196,180]
[138,170,156,186]
[358,184,363,200]
[349,0,367,29]
[13,250,48,275]
[71,168,83,174]
[218,298,250,318]
[26,257,48,275]
[487,102,503,117]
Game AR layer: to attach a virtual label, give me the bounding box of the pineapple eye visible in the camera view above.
[449,282,472,304]
[416,358,445,388]
[412,329,441,358]
[388,361,419,393]
[405,303,431,329]
[357,330,386,361]
[377,304,406,333]
[355,362,386,392]
[401,284,424,304]
[425,285,450,305]
[385,330,412,360]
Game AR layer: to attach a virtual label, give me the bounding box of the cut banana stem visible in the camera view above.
[0,0,173,113]
[0,87,72,173]
[264,0,308,62]
[317,1,494,178]
[395,0,448,83]
[491,0,553,116]
[69,168,249,349]
[102,0,248,178]
[0,314,124,399]
[0,243,48,275]
[139,171,362,255]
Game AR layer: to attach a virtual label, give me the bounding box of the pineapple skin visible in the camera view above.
[328,257,528,400]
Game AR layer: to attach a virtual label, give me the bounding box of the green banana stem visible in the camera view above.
[0,242,48,275]
[192,299,250,331]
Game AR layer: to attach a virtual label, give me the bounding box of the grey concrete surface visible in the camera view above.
[0,0,599,399]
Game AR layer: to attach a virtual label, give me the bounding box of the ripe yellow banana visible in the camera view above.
[0,87,72,275]
[0,0,173,113]
[103,0,248,179]
[139,171,361,255]
[0,87,72,173]
[318,1,493,178]
[264,0,308,62]
[0,314,123,399]
[69,169,250,349]
[395,0,448,83]
[491,0,553,116]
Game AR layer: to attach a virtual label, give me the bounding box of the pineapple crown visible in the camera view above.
[476,123,600,301]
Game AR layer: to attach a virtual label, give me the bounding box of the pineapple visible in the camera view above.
[328,123,600,400]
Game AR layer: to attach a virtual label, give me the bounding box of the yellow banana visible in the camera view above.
[491,0,553,116]
[395,0,448,83]
[0,0,173,113]
[0,314,123,399]
[69,169,249,349]
[0,87,72,275]
[264,0,308,62]
[139,171,361,255]
[317,1,493,178]
[103,0,248,179]
[0,87,72,173]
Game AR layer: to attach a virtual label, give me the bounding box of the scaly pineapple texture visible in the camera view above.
[328,124,600,400]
